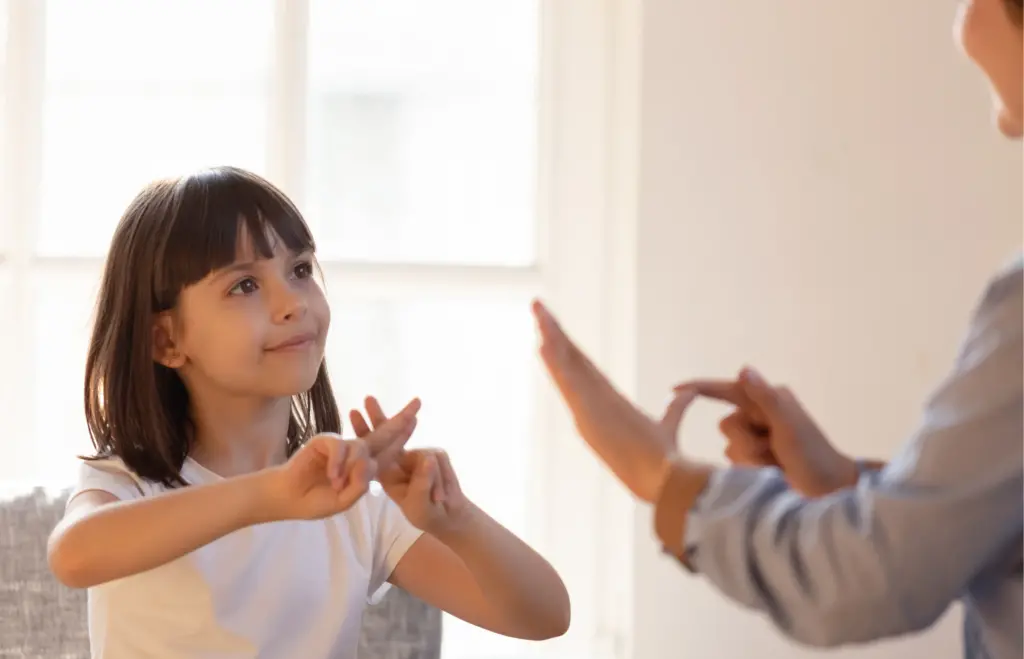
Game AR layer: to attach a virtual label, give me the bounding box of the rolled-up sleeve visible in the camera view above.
[676,263,1023,647]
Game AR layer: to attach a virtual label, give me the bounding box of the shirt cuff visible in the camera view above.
[855,459,885,476]
[653,459,716,570]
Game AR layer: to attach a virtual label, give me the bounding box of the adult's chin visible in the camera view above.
[997,112,1023,138]
[994,98,1023,138]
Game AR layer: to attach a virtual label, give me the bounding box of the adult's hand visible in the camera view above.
[532,300,697,503]
[681,370,861,497]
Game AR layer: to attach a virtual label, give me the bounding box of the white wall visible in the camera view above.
[625,2,1022,658]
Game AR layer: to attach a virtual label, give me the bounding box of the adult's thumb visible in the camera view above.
[660,387,697,434]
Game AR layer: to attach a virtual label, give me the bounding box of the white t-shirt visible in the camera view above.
[70,456,423,659]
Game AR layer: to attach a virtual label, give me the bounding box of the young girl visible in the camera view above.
[46,166,571,658]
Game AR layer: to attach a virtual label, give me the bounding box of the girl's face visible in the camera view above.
[956,0,1024,137]
[156,229,331,401]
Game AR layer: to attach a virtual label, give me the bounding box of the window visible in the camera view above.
[1,1,632,658]
[304,0,537,265]
[0,2,5,221]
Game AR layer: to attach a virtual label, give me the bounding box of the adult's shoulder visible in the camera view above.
[979,253,1023,310]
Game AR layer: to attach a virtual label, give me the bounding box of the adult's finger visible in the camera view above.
[533,300,582,393]
[719,412,776,466]
[675,378,770,429]
[535,300,620,391]
[532,299,569,347]
[660,388,698,436]
[773,386,809,419]
[674,379,744,405]
[724,443,775,467]
[533,300,625,421]
[738,368,783,426]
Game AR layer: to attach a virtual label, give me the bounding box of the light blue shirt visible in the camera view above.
[685,257,1023,658]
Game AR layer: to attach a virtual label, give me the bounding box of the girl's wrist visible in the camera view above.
[245,469,293,525]
[430,501,483,544]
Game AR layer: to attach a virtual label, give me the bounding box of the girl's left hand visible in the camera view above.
[350,397,471,534]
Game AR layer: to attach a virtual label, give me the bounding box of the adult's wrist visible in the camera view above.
[653,457,713,561]
[827,454,861,493]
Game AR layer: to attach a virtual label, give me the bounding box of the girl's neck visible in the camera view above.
[186,391,293,478]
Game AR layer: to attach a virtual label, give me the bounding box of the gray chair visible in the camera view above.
[0,487,442,659]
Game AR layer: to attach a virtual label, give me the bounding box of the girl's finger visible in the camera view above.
[335,460,371,510]
[327,439,348,489]
[365,396,388,428]
[365,412,418,458]
[349,409,372,438]
[435,450,459,498]
[409,452,437,501]
[375,417,417,467]
[341,440,372,488]
[428,454,445,503]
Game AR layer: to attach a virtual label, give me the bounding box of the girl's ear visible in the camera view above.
[152,313,185,369]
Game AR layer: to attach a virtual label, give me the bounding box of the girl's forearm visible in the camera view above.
[433,503,571,639]
[48,471,278,589]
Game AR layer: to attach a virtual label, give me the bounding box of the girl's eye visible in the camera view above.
[228,277,259,296]
[293,260,314,279]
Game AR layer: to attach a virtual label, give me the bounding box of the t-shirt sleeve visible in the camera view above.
[68,457,147,508]
[366,487,424,605]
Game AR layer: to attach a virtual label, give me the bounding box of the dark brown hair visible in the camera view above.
[83,166,342,487]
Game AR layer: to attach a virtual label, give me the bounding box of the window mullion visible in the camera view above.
[267,0,309,205]
[3,0,44,254]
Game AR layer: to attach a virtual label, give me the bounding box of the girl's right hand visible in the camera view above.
[264,398,421,520]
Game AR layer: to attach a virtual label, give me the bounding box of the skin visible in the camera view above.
[956,0,1023,138]
[49,228,569,641]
